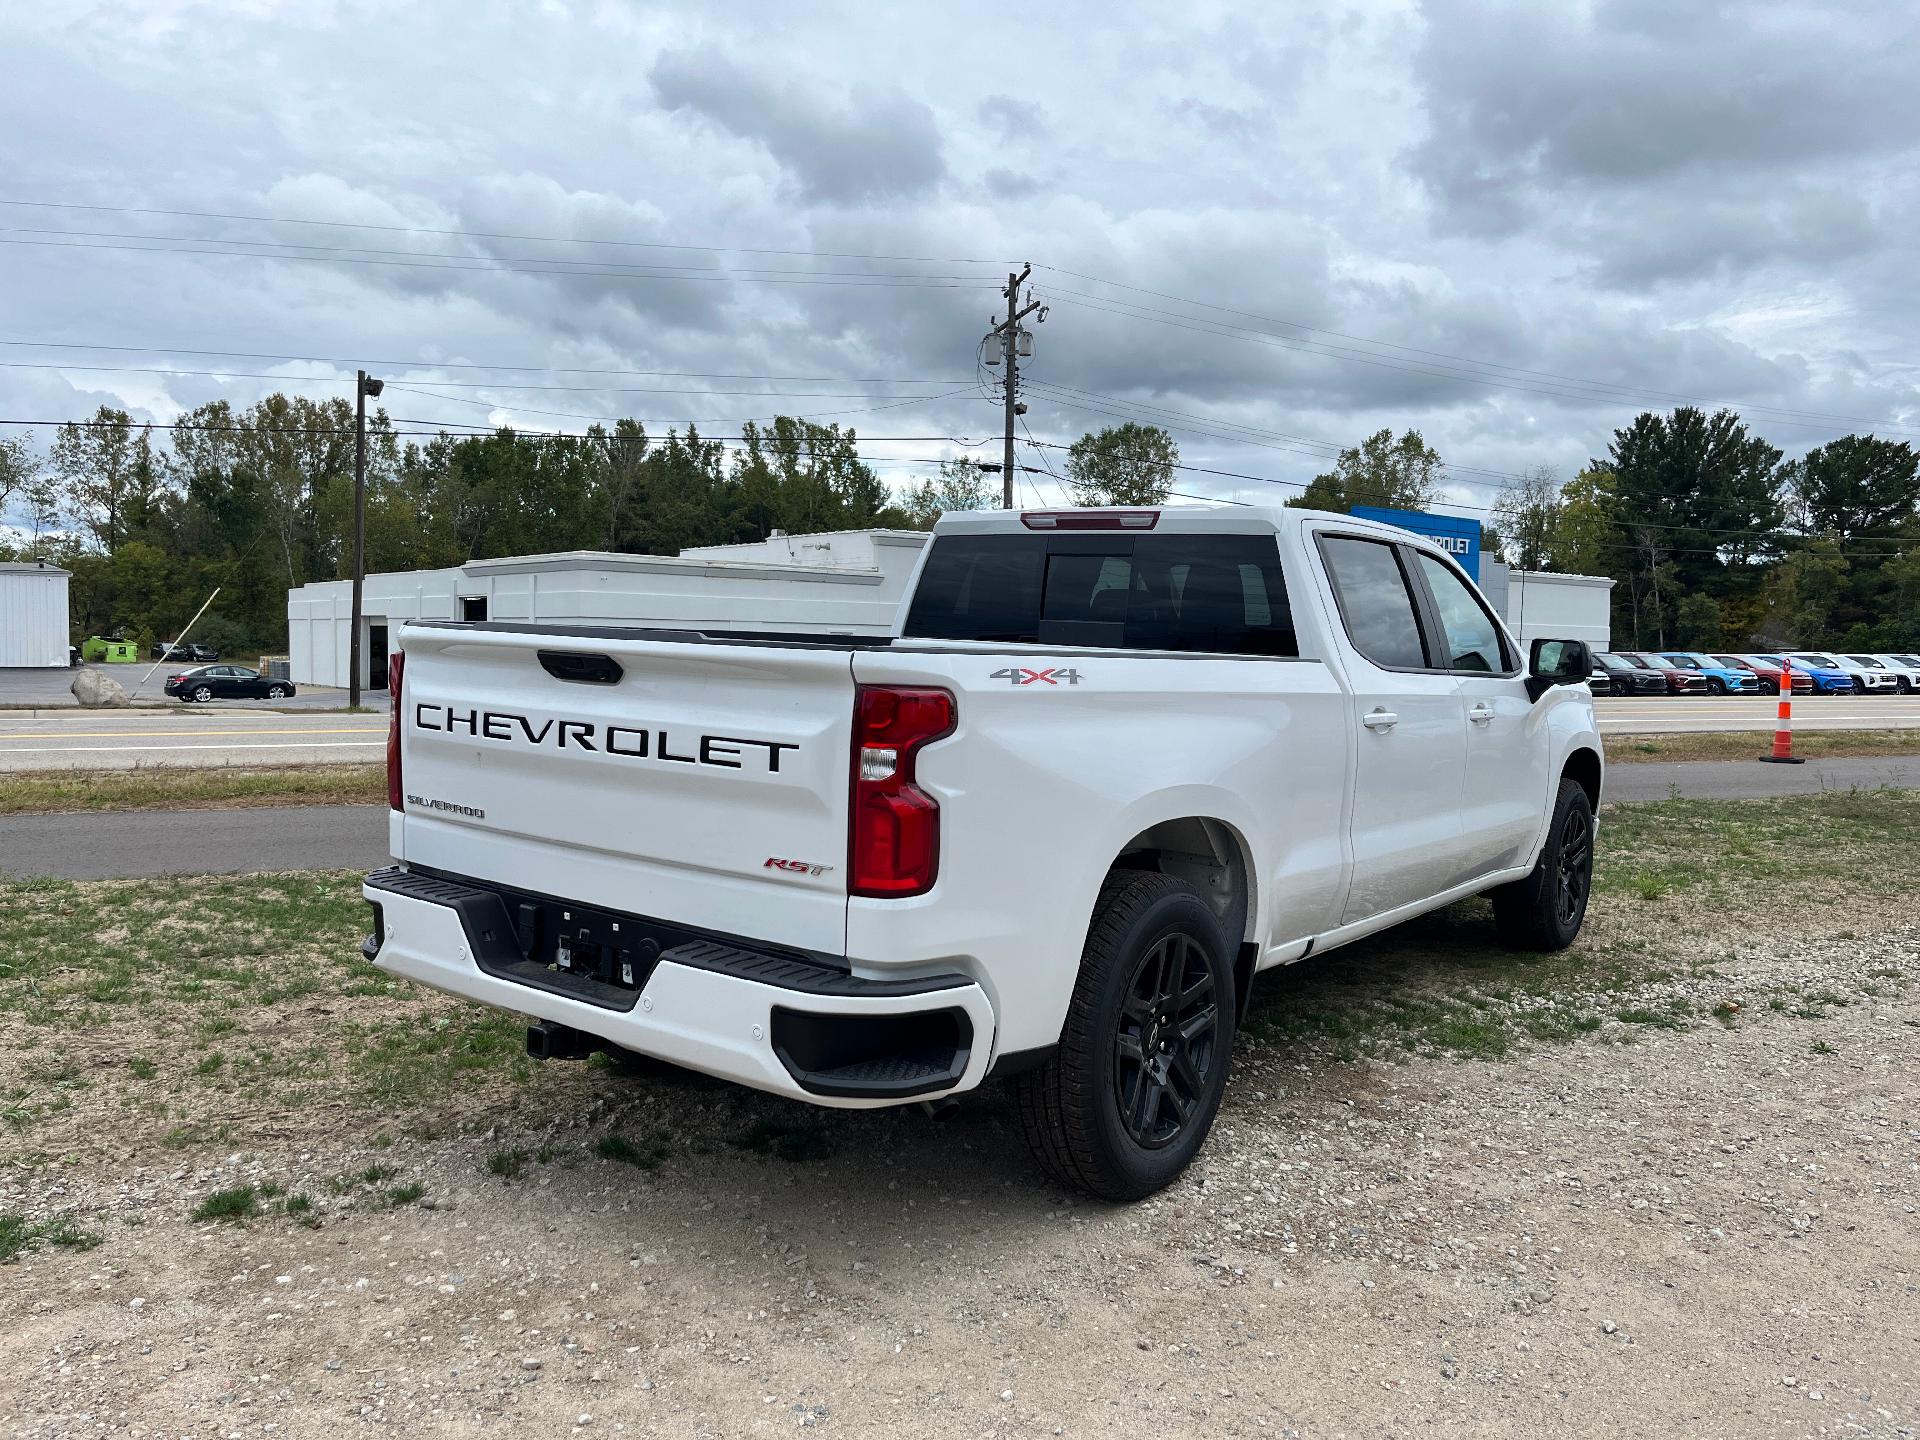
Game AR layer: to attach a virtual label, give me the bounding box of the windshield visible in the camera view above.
[1618,653,1653,669]
[1846,655,1883,668]
[1895,655,1920,667]
[1794,654,1840,668]
[1663,655,1703,669]
[1596,653,1631,671]
[1713,655,1753,669]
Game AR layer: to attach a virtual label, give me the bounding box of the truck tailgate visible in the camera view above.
[394,626,855,955]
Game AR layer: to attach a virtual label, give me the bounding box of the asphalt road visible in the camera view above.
[0,664,387,711]
[5,756,1917,880]
[1594,692,1920,733]
[0,710,388,772]
[0,804,389,880]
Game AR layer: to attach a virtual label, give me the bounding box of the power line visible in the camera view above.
[1037,264,1920,435]
[0,196,1013,267]
[1044,290,1920,438]
[0,223,993,282]
[0,338,976,386]
[0,358,979,401]
[0,235,1002,292]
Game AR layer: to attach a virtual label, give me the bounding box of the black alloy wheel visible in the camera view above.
[1112,932,1220,1150]
[1491,777,1596,952]
[1554,804,1593,931]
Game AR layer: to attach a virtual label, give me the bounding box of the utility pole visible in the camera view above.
[349,369,383,709]
[985,265,1045,507]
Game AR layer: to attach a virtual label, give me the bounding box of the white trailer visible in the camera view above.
[0,561,72,668]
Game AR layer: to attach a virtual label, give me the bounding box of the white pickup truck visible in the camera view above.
[363,506,1602,1198]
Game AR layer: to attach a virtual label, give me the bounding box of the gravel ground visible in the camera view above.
[3,804,1917,1438]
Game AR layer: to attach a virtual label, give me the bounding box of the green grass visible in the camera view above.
[729,1117,834,1164]
[190,1186,260,1223]
[0,764,386,816]
[596,1133,670,1170]
[487,1148,528,1180]
[1603,729,1920,764]
[385,1181,426,1207]
[1241,792,1920,1070]
[0,1212,102,1260]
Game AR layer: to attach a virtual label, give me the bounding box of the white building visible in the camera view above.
[0,560,71,668]
[1482,564,1615,654]
[286,530,930,691]
[284,520,1616,692]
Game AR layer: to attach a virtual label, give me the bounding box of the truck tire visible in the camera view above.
[1490,777,1593,951]
[1013,871,1234,1200]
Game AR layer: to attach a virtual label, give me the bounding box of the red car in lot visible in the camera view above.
[1712,653,1809,696]
[1618,651,1706,694]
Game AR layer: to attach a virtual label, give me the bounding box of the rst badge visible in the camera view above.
[764,857,833,877]
[990,667,1083,687]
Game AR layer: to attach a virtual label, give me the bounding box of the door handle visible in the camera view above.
[1468,703,1494,725]
[1361,708,1399,731]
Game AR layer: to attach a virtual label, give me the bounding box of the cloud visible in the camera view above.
[650,46,946,205]
[976,94,1046,140]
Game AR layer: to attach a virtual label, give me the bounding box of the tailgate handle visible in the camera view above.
[538,650,623,685]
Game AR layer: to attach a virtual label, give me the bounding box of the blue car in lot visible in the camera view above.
[1747,654,1854,694]
[1655,651,1760,694]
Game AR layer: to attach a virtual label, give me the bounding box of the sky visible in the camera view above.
[2,0,1917,526]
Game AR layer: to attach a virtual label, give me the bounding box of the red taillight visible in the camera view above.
[386,651,405,812]
[848,685,955,898]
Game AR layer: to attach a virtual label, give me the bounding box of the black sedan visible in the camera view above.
[152,641,220,662]
[164,664,295,703]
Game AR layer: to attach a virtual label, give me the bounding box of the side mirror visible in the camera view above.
[1528,638,1592,702]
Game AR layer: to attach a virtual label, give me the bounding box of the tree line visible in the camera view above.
[3,396,1916,657]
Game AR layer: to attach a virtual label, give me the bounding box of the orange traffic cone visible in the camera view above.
[1759,657,1806,764]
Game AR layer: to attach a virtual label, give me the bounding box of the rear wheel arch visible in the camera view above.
[1106,814,1257,1023]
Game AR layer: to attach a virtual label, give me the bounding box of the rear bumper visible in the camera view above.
[361,866,996,1108]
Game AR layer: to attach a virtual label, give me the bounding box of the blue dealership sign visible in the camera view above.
[1350,506,1482,582]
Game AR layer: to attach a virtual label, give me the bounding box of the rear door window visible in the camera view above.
[1319,536,1429,670]
[903,533,1297,656]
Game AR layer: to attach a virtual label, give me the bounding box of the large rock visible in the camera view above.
[71,668,130,708]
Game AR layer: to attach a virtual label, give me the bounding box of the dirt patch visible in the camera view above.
[2,799,1917,1436]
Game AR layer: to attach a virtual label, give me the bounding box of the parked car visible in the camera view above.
[163,664,295,702]
[1792,652,1899,694]
[364,505,1603,1199]
[1749,654,1853,694]
[1856,654,1920,693]
[1592,651,1667,696]
[1874,654,1920,691]
[1618,651,1705,694]
[1710,654,1806,695]
[1654,652,1759,694]
[152,641,219,662]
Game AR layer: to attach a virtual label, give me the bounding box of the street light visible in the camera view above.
[349,370,384,710]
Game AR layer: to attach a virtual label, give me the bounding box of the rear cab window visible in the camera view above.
[902,534,1297,657]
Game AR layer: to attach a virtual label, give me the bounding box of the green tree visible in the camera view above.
[1674,593,1724,649]
[1601,407,1785,589]
[1286,428,1443,512]
[1785,434,1920,540]
[1762,536,1849,648]
[48,408,165,552]
[903,456,994,529]
[1549,467,1617,576]
[1064,422,1178,506]
[1492,465,1561,570]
